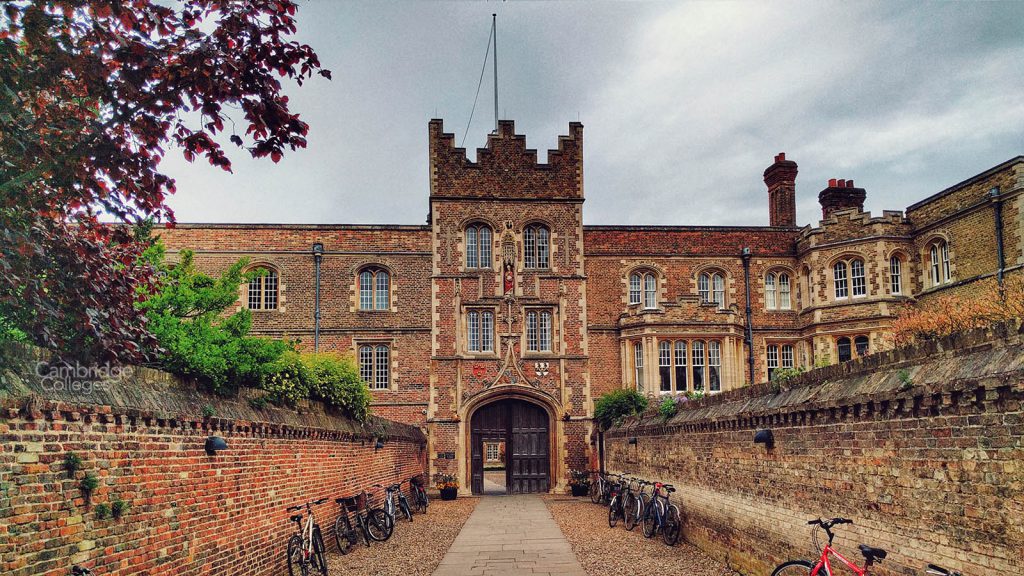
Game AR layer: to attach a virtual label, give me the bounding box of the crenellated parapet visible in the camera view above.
[428,119,584,200]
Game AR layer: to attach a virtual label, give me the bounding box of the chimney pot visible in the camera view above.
[837,179,846,188]
[847,179,854,187]
[775,152,785,163]
[829,178,837,187]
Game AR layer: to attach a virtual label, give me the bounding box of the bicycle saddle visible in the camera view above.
[859,544,887,563]
[290,514,303,523]
[662,484,676,493]
[388,483,401,490]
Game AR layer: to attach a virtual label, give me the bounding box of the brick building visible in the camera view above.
[160,120,1023,493]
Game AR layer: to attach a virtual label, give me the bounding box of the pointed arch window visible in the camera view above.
[247,267,278,310]
[699,271,726,309]
[523,224,550,269]
[765,273,777,309]
[833,262,848,299]
[359,268,390,310]
[929,240,951,286]
[629,273,642,305]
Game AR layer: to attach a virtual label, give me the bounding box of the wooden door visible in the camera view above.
[470,401,508,494]
[470,399,550,494]
[509,401,549,493]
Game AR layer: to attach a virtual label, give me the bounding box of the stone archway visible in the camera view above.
[466,393,554,494]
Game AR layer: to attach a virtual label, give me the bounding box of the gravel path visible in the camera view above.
[324,496,478,576]
[543,494,736,576]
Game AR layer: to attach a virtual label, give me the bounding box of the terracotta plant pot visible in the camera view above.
[440,487,458,501]
[570,484,589,497]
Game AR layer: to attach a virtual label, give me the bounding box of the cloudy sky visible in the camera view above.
[163,1,1024,227]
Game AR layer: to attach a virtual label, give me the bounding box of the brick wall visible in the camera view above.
[604,322,1024,576]
[0,344,426,576]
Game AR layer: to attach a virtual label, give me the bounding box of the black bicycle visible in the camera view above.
[334,491,392,554]
[607,475,627,528]
[410,475,429,514]
[72,569,91,576]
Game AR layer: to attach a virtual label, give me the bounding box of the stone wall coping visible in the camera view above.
[0,342,425,443]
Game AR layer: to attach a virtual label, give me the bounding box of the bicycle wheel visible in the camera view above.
[367,508,393,542]
[771,560,815,576]
[287,534,309,576]
[399,497,413,522]
[622,492,637,529]
[589,480,601,504]
[334,514,355,555]
[642,500,662,538]
[624,493,642,531]
[662,505,681,546]
[607,496,620,528]
[312,525,329,575]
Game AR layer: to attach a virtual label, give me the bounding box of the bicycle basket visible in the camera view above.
[340,493,365,513]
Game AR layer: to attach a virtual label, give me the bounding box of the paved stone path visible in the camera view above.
[432,495,587,576]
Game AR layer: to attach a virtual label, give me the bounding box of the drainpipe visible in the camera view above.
[741,247,756,385]
[312,242,324,352]
[989,187,1005,294]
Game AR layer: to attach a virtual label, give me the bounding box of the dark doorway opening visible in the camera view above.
[470,399,550,495]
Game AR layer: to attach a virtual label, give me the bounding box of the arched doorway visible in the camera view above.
[469,399,551,494]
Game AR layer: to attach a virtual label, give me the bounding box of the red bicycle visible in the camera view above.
[771,517,963,576]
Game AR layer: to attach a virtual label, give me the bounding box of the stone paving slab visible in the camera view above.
[433,495,588,576]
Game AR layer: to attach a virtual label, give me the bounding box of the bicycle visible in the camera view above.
[72,569,91,576]
[334,491,392,554]
[606,475,626,528]
[286,498,329,576]
[641,482,681,546]
[410,475,429,514]
[621,476,642,531]
[772,518,964,576]
[589,470,608,504]
[631,479,654,532]
[376,482,413,524]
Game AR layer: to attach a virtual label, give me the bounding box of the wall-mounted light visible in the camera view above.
[628,437,638,446]
[205,436,228,456]
[754,429,774,450]
[374,437,385,452]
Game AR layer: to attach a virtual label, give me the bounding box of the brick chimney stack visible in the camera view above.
[763,153,798,227]
[818,178,867,219]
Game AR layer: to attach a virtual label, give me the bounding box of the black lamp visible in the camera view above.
[374,437,385,452]
[753,429,774,450]
[628,437,638,446]
[205,436,228,456]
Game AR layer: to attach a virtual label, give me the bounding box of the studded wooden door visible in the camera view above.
[470,399,550,494]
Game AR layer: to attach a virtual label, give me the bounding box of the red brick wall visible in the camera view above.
[0,346,426,576]
[604,322,1024,576]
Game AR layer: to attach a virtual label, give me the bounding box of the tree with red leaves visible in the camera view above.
[0,1,329,362]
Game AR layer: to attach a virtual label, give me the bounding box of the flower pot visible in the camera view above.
[570,484,589,497]
[440,487,458,501]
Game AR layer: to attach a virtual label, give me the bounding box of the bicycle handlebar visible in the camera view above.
[807,517,853,528]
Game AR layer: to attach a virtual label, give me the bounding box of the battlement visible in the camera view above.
[428,119,584,200]
[797,206,910,246]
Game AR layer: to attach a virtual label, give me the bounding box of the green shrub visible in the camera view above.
[259,351,313,406]
[771,366,806,385]
[111,499,129,519]
[658,396,678,420]
[64,452,83,477]
[93,503,111,520]
[302,353,372,422]
[79,473,100,493]
[137,245,292,395]
[593,389,648,431]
